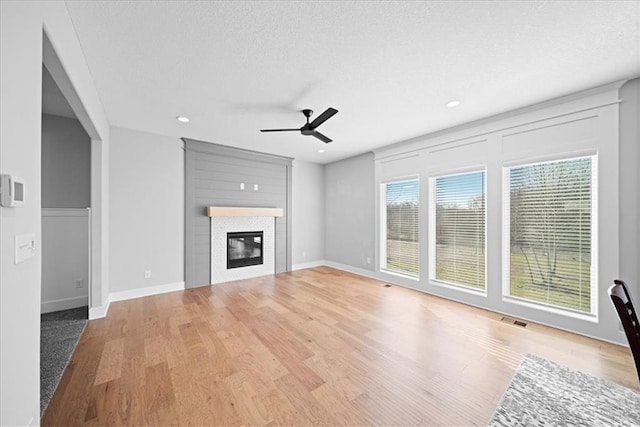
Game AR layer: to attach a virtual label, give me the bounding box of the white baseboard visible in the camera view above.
[109,281,185,303]
[291,260,327,271]
[41,296,88,314]
[89,299,110,320]
[88,281,185,320]
[323,260,379,280]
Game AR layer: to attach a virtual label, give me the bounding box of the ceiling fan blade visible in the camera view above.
[260,128,300,132]
[311,130,332,143]
[309,107,338,129]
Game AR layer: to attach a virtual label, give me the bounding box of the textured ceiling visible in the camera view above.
[64,1,640,164]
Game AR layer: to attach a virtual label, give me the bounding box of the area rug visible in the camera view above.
[40,306,88,416]
[489,354,640,426]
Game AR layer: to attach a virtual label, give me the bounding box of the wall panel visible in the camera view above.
[184,139,292,287]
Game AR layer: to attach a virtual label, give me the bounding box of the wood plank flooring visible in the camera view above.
[42,267,637,425]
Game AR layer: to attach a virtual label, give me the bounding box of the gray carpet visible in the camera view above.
[489,354,640,426]
[40,306,87,416]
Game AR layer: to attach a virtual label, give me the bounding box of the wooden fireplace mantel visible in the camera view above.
[207,206,283,217]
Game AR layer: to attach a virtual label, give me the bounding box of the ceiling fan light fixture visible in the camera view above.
[446,100,461,108]
[176,115,190,123]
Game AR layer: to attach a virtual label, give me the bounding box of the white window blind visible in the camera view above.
[383,179,419,277]
[506,156,595,313]
[432,171,486,289]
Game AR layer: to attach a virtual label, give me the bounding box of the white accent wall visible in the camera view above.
[372,83,623,344]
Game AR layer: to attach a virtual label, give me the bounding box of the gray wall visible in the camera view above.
[41,113,90,208]
[185,139,292,288]
[292,160,325,267]
[109,127,184,292]
[619,78,640,299]
[324,152,375,270]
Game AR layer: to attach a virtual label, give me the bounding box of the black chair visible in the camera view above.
[609,279,640,387]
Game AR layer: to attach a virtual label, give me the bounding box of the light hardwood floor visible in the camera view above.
[42,267,637,425]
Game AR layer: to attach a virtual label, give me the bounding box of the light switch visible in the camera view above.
[15,233,35,264]
[240,183,245,190]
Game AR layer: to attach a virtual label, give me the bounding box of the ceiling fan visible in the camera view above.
[260,107,338,143]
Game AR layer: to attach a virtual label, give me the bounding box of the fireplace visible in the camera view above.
[209,208,280,284]
[227,231,264,269]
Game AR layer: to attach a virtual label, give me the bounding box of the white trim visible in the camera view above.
[109,281,185,303]
[380,269,420,281]
[428,168,487,291]
[88,281,185,319]
[292,260,326,271]
[379,178,420,276]
[502,148,599,168]
[379,182,388,270]
[379,174,420,185]
[88,298,110,320]
[324,261,380,281]
[430,279,487,297]
[503,295,598,323]
[502,154,598,318]
[373,81,624,161]
[427,163,488,179]
[41,208,90,217]
[41,296,88,314]
[590,155,599,317]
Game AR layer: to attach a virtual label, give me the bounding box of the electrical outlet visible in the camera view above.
[144,270,151,279]
[75,279,84,289]
[302,251,306,258]
[366,257,371,265]
[254,184,259,191]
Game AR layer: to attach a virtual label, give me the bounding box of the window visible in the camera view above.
[504,156,596,314]
[430,171,486,290]
[381,179,419,277]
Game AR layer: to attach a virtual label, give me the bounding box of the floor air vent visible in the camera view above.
[500,316,528,327]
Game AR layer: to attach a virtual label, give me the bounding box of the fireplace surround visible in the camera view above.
[209,206,283,285]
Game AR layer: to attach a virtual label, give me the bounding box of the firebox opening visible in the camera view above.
[227,231,264,269]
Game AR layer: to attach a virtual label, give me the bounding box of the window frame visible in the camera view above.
[428,168,487,294]
[501,153,599,320]
[380,177,420,280]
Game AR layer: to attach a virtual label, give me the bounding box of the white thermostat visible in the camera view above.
[1,174,25,207]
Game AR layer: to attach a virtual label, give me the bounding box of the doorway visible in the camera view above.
[40,63,91,415]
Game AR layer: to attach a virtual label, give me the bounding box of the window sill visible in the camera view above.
[430,279,487,297]
[380,269,420,282]
[502,296,598,323]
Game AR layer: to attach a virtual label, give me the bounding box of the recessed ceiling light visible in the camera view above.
[176,116,190,123]
[317,149,325,153]
[446,100,461,108]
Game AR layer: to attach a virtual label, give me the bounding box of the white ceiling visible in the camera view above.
[64,1,640,164]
